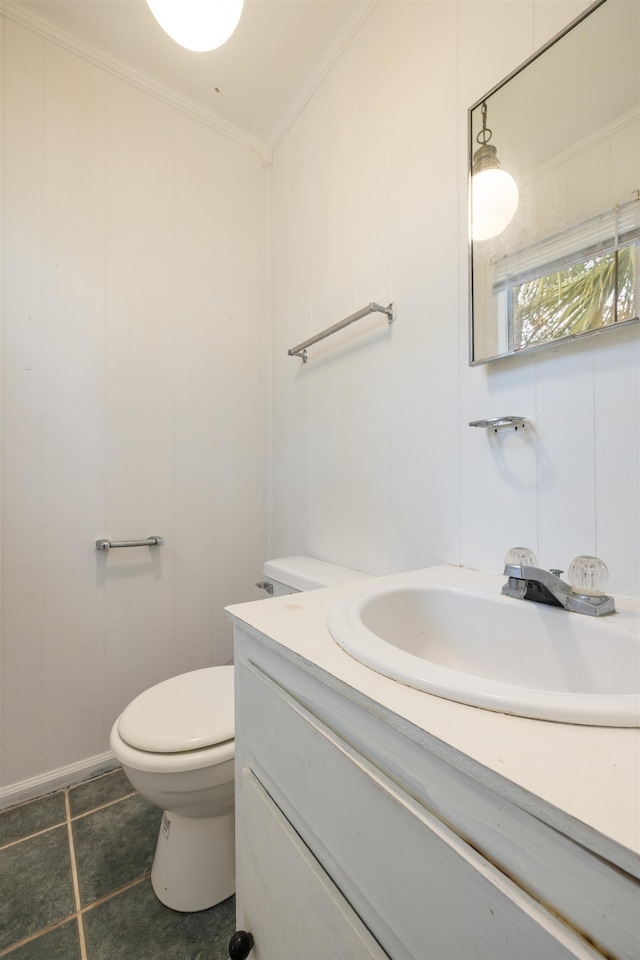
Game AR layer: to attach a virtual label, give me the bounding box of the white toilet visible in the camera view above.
[109,556,368,913]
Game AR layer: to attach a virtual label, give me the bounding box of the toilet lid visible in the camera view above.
[117,666,234,753]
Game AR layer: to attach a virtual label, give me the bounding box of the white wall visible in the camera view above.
[268,1,640,597]
[2,0,639,806]
[0,20,266,800]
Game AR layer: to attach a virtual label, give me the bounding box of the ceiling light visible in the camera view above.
[471,101,519,242]
[146,0,244,53]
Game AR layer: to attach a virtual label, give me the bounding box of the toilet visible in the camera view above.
[109,556,368,913]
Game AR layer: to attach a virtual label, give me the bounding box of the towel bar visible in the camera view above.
[96,536,164,551]
[288,301,396,362]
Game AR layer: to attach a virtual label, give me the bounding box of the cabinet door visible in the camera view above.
[237,656,604,960]
[236,767,389,960]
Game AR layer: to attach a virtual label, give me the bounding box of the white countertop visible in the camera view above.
[227,565,640,866]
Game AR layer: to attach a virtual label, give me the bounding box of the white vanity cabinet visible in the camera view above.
[236,768,388,959]
[232,624,639,960]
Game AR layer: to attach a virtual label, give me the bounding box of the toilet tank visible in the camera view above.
[259,556,370,597]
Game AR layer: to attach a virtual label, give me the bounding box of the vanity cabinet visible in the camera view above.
[232,625,639,960]
[237,768,387,959]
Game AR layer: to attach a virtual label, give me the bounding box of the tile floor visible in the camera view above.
[0,768,236,959]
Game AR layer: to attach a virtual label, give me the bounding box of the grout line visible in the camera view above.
[0,820,67,852]
[0,916,77,958]
[0,773,149,959]
[0,839,150,959]
[0,872,152,959]
[65,791,88,960]
[0,786,138,851]
[80,873,151,915]
[69,789,137,823]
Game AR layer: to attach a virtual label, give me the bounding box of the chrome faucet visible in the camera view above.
[502,549,616,616]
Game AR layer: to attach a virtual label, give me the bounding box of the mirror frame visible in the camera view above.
[468,0,639,366]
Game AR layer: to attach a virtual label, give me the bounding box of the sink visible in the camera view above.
[327,566,640,726]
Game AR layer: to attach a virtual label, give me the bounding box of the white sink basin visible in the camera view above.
[328,566,640,726]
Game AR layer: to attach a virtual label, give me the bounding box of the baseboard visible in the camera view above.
[0,751,118,811]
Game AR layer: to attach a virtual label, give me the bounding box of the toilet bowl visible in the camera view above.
[110,666,234,912]
[109,557,369,912]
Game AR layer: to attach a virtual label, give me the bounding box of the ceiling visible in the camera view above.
[2,0,372,149]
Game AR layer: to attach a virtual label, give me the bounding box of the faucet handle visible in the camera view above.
[568,555,609,598]
[504,546,537,567]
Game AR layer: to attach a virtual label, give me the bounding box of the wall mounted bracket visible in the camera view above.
[469,417,528,433]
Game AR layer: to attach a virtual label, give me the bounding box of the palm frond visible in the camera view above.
[513,246,637,349]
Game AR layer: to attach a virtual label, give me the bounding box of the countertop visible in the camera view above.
[226,565,640,871]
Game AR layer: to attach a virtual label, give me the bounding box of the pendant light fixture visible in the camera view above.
[471,101,519,242]
[146,0,244,53]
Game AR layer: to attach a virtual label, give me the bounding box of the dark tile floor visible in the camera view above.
[0,768,236,959]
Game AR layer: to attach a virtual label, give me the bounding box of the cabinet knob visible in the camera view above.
[229,930,254,959]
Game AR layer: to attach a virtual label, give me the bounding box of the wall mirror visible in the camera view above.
[469,0,639,365]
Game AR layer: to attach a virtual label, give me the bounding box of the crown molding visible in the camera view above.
[525,106,640,186]
[266,0,377,154]
[0,0,267,157]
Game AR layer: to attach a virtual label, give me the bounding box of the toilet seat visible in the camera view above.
[117,666,234,754]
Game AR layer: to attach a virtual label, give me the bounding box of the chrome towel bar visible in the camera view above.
[96,536,164,551]
[288,301,396,362]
